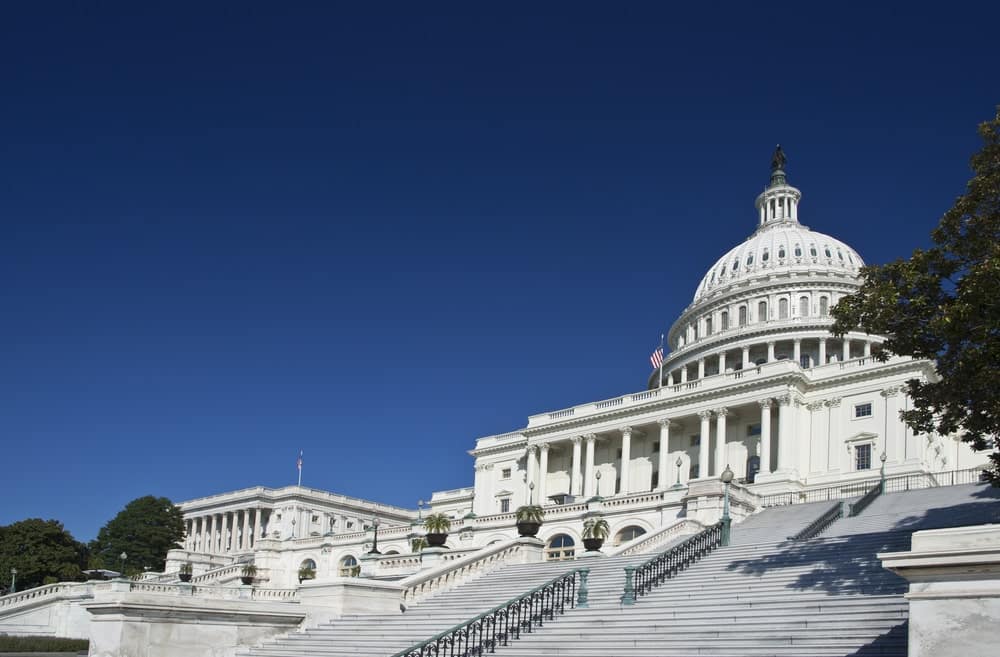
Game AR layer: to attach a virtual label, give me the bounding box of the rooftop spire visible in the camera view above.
[768,144,787,188]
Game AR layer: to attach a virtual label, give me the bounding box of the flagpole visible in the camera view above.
[658,333,665,389]
[297,451,303,487]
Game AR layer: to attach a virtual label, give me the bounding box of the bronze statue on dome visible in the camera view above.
[770,144,787,172]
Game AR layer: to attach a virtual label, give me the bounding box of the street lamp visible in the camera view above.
[10,567,16,594]
[880,451,888,492]
[673,456,685,489]
[720,464,734,546]
[367,517,381,555]
[590,470,604,502]
[417,500,424,521]
[528,481,535,505]
[119,552,128,578]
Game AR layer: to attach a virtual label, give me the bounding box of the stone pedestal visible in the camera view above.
[419,546,447,570]
[880,524,1000,657]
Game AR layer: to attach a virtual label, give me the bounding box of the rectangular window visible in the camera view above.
[855,402,873,418]
[856,444,872,471]
[690,435,700,447]
[501,468,511,479]
[651,471,659,488]
[311,515,319,523]
[500,498,511,513]
[653,441,660,452]
[747,423,761,437]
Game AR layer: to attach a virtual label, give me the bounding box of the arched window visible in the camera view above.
[732,258,739,271]
[799,296,809,317]
[847,252,854,264]
[757,300,768,322]
[738,306,747,327]
[746,253,754,267]
[705,316,713,335]
[778,298,788,319]
[794,245,802,257]
[837,249,844,261]
[810,245,818,257]
[338,555,359,577]
[709,270,716,284]
[613,526,647,546]
[824,246,832,258]
[778,246,786,259]
[545,534,576,561]
[299,558,317,581]
[720,311,729,331]
[762,249,770,262]
[819,296,829,316]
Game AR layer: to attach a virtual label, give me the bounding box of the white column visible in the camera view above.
[198,517,205,552]
[657,419,672,490]
[253,508,262,546]
[698,411,712,478]
[864,341,872,357]
[620,427,632,495]
[697,358,705,379]
[793,339,801,365]
[582,435,596,498]
[221,512,230,553]
[570,436,583,497]
[207,514,216,554]
[680,366,688,383]
[759,399,773,474]
[718,351,726,373]
[826,398,842,471]
[526,446,538,504]
[714,409,729,476]
[882,386,902,462]
[241,509,251,550]
[843,338,851,362]
[667,372,674,386]
[742,346,750,368]
[819,338,827,365]
[767,341,776,362]
[777,395,793,471]
[537,444,549,504]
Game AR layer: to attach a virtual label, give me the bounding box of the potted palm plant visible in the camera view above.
[298,564,316,583]
[582,517,610,552]
[515,505,544,537]
[178,562,193,583]
[240,563,257,586]
[424,513,451,547]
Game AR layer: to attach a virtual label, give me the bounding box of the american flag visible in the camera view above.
[650,346,664,370]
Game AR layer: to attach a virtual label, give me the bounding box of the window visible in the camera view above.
[653,440,660,452]
[689,435,700,447]
[732,258,739,271]
[799,296,809,317]
[855,444,872,471]
[779,298,788,319]
[616,448,623,459]
[819,296,829,316]
[614,526,647,546]
[339,555,359,577]
[501,468,511,479]
[500,498,511,513]
[794,245,802,257]
[545,534,576,561]
[847,252,854,264]
[721,311,729,330]
[311,515,319,523]
[738,306,747,326]
[746,253,754,266]
[705,317,712,335]
[778,246,786,259]
[651,471,659,488]
[347,521,354,529]
[757,301,767,322]
[762,249,770,262]
[837,249,844,261]
[824,246,832,258]
[800,354,811,368]
[810,245,818,257]
[855,402,873,418]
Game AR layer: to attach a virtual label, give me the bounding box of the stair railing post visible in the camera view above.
[621,566,636,606]
[576,568,590,608]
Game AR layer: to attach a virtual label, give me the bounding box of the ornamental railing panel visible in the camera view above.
[790,502,844,541]
[848,481,883,517]
[622,521,724,604]
[392,569,585,657]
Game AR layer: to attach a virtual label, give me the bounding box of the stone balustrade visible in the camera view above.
[610,518,704,556]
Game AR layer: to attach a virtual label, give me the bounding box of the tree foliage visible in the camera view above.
[89,496,185,575]
[0,519,87,590]
[832,108,1000,484]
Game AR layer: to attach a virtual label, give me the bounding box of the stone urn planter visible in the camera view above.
[515,505,544,538]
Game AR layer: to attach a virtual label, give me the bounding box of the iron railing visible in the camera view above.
[759,467,987,508]
[621,521,724,605]
[848,481,883,517]
[392,568,586,657]
[790,502,844,541]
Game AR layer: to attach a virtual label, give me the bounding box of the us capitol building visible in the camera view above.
[167,151,989,586]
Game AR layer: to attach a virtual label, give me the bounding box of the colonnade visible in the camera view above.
[521,394,797,506]
[185,507,268,554]
[665,336,874,386]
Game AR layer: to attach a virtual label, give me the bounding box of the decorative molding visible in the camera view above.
[825,397,843,408]
[620,426,633,437]
[570,436,583,445]
[714,407,731,417]
[776,394,793,406]
[807,401,826,412]
[881,385,905,398]
[758,398,773,409]
[657,418,676,429]
[698,410,713,420]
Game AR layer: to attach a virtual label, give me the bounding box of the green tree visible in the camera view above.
[0,519,88,590]
[832,108,1000,485]
[89,496,185,575]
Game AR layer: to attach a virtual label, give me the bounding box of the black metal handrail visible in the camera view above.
[621,521,724,605]
[848,481,883,517]
[790,502,844,541]
[391,568,585,657]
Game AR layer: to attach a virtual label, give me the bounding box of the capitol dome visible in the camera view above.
[652,147,879,389]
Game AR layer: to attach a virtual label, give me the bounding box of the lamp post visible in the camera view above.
[672,456,684,489]
[417,500,424,521]
[367,517,381,555]
[528,481,535,505]
[9,567,16,594]
[119,552,128,579]
[720,464,734,546]
[591,470,603,502]
[879,451,887,493]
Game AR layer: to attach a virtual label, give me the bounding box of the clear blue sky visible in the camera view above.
[1,2,996,542]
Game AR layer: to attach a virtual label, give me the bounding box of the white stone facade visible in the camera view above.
[165,157,992,587]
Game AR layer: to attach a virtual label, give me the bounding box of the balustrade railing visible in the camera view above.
[848,481,883,517]
[392,569,585,657]
[621,521,724,605]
